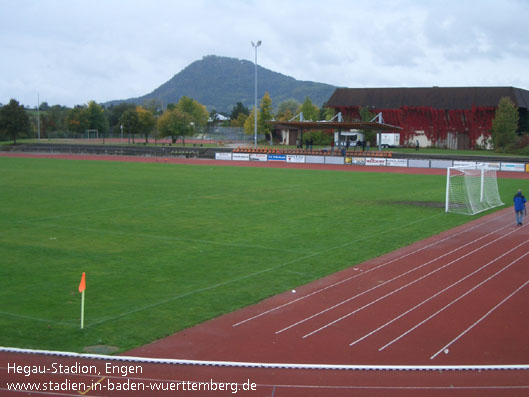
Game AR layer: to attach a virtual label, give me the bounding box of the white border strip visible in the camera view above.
[1,347,528,372]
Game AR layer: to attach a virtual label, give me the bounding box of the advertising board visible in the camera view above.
[232,153,250,161]
[286,155,305,163]
[250,153,268,162]
[215,152,232,161]
[268,154,287,161]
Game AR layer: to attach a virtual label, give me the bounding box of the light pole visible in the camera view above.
[251,40,261,148]
[37,93,40,142]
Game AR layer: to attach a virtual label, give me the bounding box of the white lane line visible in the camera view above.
[275,222,511,336]
[430,277,529,360]
[233,212,470,327]
[349,239,529,347]
[378,250,529,352]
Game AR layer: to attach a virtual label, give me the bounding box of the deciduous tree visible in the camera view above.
[276,99,299,121]
[85,101,108,135]
[491,96,519,151]
[120,109,140,143]
[244,92,275,143]
[65,105,88,134]
[0,99,30,144]
[136,106,155,143]
[230,102,249,120]
[259,92,274,143]
[157,107,192,144]
[298,97,319,121]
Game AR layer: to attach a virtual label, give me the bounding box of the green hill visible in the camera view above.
[106,55,337,113]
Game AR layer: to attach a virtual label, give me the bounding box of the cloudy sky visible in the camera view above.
[1,0,529,108]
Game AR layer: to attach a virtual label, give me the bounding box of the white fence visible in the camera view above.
[216,153,528,173]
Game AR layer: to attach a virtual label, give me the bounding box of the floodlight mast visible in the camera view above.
[251,40,262,148]
[37,93,40,142]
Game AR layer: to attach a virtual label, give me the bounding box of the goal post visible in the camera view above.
[445,165,504,215]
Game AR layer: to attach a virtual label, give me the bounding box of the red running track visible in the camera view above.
[2,152,529,396]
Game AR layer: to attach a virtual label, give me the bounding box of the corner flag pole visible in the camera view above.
[79,272,86,329]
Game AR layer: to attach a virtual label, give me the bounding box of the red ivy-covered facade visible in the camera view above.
[336,105,496,148]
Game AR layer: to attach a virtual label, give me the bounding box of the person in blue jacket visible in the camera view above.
[513,189,526,226]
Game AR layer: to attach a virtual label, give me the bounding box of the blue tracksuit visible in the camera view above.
[514,192,526,225]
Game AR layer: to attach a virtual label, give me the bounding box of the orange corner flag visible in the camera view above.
[78,272,86,293]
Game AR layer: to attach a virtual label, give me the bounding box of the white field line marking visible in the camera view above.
[9,197,178,224]
[278,222,512,336]
[379,250,529,352]
[37,222,308,254]
[88,214,444,327]
[430,277,529,360]
[233,216,500,328]
[2,345,529,371]
[350,239,529,347]
[0,311,77,327]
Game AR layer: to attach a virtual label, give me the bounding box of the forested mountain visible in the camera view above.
[106,55,337,113]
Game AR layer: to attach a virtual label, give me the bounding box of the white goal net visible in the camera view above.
[445,165,504,215]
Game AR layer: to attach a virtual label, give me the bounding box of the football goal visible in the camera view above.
[445,165,504,215]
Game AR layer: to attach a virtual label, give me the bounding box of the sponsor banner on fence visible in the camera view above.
[351,157,366,165]
[286,155,305,163]
[324,156,345,165]
[366,157,387,166]
[306,155,325,164]
[430,159,453,169]
[215,152,232,161]
[386,158,408,167]
[408,159,431,168]
[268,154,287,161]
[453,161,477,168]
[500,162,525,172]
[250,153,268,162]
[478,162,501,170]
[232,153,250,161]
[526,164,529,173]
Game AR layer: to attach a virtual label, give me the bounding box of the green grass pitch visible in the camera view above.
[0,157,519,353]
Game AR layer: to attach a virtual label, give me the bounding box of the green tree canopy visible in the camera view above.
[120,109,140,143]
[298,97,319,121]
[136,106,155,143]
[259,92,274,138]
[230,112,247,127]
[319,101,335,121]
[108,102,136,134]
[40,105,67,138]
[0,99,30,144]
[276,99,300,120]
[230,102,249,120]
[65,105,88,134]
[157,108,192,144]
[176,96,209,128]
[359,106,377,143]
[244,92,274,143]
[491,96,519,151]
[157,97,208,145]
[85,101,108,134]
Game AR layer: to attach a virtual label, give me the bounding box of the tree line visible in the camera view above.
[0,94,333,145]
[0,95,524,152]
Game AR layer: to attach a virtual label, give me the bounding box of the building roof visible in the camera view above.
[267,121,401,131]
[326,87,529,110]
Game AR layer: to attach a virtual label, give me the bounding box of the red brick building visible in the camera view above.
[326,87,529,149]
